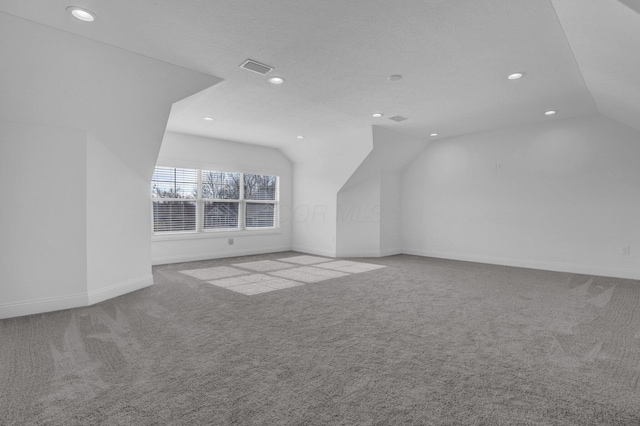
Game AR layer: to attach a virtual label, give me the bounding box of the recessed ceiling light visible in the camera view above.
[544,110,557,116]
[372,113,384,118]
[507,72,525,80]
[296,135,305,139]
[67,6,96,22]
[203,116,214,121]
[388,75,403,81]
[430,133,439,137]
[267,76,285,85]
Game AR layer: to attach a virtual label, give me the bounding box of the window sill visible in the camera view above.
[151,228,282,242]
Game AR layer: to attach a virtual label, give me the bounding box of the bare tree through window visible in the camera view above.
[151,167,278,233]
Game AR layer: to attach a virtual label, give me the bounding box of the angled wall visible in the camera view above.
[380,170,403,256]
[0,14,218,318]
[337,174,382,257]
[86,135,155,304]
[285,128,373,257]
[336,126,427,257]
[0,121,88,318]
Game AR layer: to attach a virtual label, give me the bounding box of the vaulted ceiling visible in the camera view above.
[2,0,639,152]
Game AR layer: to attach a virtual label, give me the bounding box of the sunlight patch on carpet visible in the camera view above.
[269,266,349,283]
[180,259,386,295]
[277,255,333,265]
[179,266,247,280]
[208,274,302,295]
[232,260,296,272]
[315,260,387,274]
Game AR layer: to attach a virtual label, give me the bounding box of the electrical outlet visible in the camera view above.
[491,163,503,171]
[621,246,630,255]
[228,238,234,245]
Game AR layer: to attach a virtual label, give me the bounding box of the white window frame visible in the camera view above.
[151,167,279,236]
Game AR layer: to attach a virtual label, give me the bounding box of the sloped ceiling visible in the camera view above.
[617,0,640,14]
[1,0,638,152]
[0,13,220,178]
[552,0,640,133]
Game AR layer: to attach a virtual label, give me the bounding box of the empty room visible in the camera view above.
[1,0,640,424]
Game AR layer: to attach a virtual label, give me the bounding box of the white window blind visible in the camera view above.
[151,167,198,232]
[204,202,239,229]
[151,167,279,234]
[243,174,277,228]
[151,167,198,199]
[246,203,275,228]
[201,171,241,230]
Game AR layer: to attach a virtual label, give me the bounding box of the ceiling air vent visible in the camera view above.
[389,115,408,122]
[239,59,274,75]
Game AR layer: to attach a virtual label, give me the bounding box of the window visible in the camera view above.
[151,167,279,234]
[151,167,197,232]
[201,171,241,230]
[244,174,278,228]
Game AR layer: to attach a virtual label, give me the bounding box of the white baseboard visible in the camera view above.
[87,275,154,305]
[380,247,402,257]
[337,249,382,258]
[402,248,640,280]
[336,247,401,258]
[152,245,292,265]
[0,275,155,320]
[291,245,336,258]
[0,292,87,320]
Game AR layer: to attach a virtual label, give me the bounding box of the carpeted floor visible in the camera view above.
[2,252,640,425]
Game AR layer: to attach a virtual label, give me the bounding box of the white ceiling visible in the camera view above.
[1,0,638,151]
[553,0,640,133]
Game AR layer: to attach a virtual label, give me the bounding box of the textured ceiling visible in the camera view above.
[1,0,637,151]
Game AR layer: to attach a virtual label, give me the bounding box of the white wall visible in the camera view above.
[151,132,293,264]
[0,14,218,319]
[291,165,342,258]
[336,126,426,257]
[402,115,640,279]
[86,135,154,303]
[380,170,402,256]
[285,129,373,258]
[0,121,88,317]
[337,175,381,257]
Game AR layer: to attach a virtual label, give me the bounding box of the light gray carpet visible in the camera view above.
[2,252,640,425]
